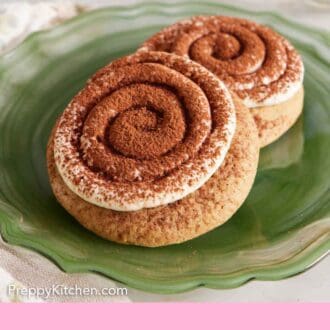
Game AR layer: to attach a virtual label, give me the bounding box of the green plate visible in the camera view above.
[0,1,329,294]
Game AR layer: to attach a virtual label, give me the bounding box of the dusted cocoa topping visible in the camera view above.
[139,16,304,107]
[53,51,236,211]
[47,94,260,246]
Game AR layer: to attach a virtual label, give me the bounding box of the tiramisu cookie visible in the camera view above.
[140,16,304,147]
[47,51,259,247]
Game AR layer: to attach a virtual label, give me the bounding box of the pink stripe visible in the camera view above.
[0,303,329,330]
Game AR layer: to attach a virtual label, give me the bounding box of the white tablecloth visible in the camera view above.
[0,0,329,302]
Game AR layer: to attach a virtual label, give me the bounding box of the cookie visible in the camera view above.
[47,51,259,247]
[139,16,304,147]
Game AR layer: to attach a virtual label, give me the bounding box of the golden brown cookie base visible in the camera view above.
[47,98,259,247]
[251,86,304,148]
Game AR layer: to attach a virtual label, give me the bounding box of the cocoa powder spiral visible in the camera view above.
[140,16,304,107]
[53,51,236,211]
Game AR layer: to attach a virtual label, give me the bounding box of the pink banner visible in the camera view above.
[0,303,329,330]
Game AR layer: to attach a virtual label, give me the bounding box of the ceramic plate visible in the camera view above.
[0,1,329,293]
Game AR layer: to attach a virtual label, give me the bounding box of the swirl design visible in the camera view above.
[54,51,236,211]
[140,16,304,107]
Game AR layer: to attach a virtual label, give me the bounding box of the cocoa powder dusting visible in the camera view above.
[53,51,236,210]
[140,15,304,106]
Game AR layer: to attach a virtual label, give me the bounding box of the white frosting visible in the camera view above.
[241,69,304,108]
[54,56,236,212]
[56,113,235,212]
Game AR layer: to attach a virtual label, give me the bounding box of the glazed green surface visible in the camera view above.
[0,1,329,293]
